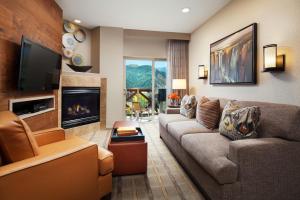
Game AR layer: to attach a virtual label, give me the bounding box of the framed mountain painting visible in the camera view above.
[210,23,257,84]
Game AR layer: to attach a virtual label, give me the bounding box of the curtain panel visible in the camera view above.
[167,40,189,98]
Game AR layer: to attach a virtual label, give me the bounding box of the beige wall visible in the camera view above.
[91,27,100,73]
[100,27,124,128]
[123,29,190,59]
[124,36,167,59]
[189,0,300,106]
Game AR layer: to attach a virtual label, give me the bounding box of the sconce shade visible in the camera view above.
[263,44,285,72]
[264,44,277,69]
[264,45,277,69]
[198,65,208,79]
[172,79,186,90]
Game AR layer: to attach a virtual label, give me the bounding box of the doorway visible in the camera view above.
[124,58,168,120]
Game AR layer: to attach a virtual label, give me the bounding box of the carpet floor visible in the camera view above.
[90,118,205,200]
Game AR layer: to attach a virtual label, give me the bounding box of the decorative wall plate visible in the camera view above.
[63,21,76,33]
[72,54,84,66]
[62,33,77,50]
[62,48,74,58]
[74,29,86,43]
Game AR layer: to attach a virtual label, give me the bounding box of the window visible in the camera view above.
[125,58,168,117]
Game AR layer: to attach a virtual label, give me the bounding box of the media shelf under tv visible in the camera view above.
[9,95,55,119]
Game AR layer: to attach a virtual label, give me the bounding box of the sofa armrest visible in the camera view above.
[166,108,180,114]
[0,137,99,200]
[33,127,65,146]
[228,138,300,181]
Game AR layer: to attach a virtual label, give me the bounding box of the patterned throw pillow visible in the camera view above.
[219,101,261,140]
[196,97,220,129]
[180,95,197,118]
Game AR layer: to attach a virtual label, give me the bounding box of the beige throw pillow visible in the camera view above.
[180,95,197,118]
[196,97,220,129]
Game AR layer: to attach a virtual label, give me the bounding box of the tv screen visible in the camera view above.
[18,36,61,91]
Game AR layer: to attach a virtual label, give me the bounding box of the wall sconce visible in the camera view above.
[263,44,285,72]
[198,65,208,79]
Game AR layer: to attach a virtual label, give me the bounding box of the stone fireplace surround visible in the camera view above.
[59,72,107,137]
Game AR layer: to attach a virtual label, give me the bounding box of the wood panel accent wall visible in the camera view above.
[0,0,62,131]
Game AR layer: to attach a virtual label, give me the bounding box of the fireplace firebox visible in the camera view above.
[62,87,100,129]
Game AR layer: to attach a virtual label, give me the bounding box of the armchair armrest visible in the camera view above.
[33,127,65,146]
[0,137,99,200]
[166,107,180,114]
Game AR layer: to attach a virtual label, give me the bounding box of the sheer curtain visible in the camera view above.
[167,40,189,99]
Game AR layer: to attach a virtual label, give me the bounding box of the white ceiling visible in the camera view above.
[56,0,231,33]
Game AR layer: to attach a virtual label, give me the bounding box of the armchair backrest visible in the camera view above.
[0,111,39,165]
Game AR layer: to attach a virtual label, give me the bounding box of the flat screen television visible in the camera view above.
[18,36,61,91]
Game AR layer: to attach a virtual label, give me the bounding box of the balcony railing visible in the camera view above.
[126,88,153,116]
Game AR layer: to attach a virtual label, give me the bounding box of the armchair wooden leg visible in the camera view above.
[100,193,111,200]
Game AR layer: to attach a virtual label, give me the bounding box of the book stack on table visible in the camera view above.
[117,126,138,136]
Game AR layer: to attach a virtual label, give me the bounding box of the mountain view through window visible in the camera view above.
[126,60,167,89]
[125,59,167,116]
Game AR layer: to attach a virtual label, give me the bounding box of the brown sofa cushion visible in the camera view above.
[180,95,197,118]
[196,97,220,129]
[167,120,217,143]
[0,111,39,164]
[158,113,194,129]
[181,133,238,184]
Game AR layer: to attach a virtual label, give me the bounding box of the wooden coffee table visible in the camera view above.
[108,121,147,176]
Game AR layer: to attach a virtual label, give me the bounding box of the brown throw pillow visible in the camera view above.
[0,111,39,164]
[196,97,220,129]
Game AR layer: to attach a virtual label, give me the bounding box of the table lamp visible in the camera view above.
[170,79,186,106]
[172,79,187,90]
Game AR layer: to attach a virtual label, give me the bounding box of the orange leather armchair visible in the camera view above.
[0,111,113,200]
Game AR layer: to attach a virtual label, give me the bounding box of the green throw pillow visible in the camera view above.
[219,101,261,140]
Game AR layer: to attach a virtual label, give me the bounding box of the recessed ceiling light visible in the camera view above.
[181,7,190,13]
[74,19,81,24]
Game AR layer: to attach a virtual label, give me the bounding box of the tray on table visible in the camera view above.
[111,127,144,142]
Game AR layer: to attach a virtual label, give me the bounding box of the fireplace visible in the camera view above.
[62,87,100,129]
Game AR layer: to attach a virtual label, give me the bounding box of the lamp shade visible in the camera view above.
[263,44,285,72]
[172,79,186,90]
[198,65,208,79]
[264,44,277,69]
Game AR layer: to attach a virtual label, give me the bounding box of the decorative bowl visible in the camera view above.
[67,64,92,72]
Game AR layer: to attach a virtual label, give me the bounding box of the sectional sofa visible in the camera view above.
[159,98,300,200]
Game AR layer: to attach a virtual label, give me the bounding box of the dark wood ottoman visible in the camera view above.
[108,121,147,176]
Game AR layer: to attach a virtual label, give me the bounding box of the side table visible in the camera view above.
[108,121,147,176]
